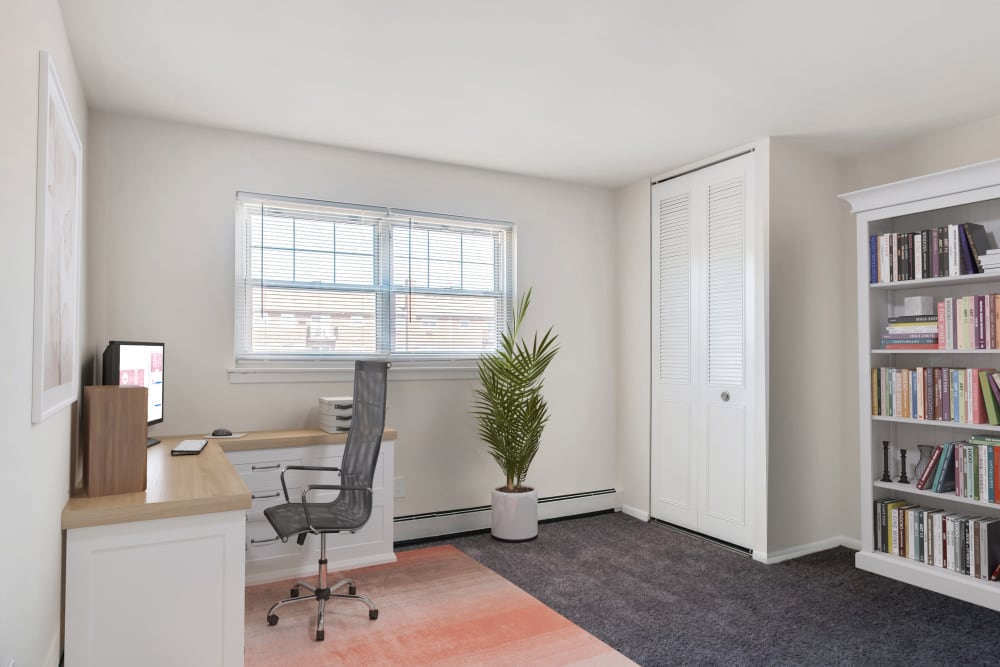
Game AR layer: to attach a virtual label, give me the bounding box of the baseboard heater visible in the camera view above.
[650,518,753,557]
[394,488,617,544]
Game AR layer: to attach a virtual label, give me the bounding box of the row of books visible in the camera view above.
[873,498,1000,579]
[937,295,1000,350]
[869,222,991,284]
[979,248,1000,272]
[871,367,1000,424]
[881,314,938,349]
[912,437,1000,500]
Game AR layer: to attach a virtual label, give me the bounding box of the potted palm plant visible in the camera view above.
[473,288,559,541]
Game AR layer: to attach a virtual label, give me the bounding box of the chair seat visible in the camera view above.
[264,495,370,540]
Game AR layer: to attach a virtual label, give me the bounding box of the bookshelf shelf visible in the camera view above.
[870,272,1000,290]
[872,349,1000,355]
[842,158,1000,613]
[856,551,1000,612]
[871,416,1000,431]
[873,480,1000,510]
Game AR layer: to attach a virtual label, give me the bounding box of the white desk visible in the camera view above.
[61,429,397,667]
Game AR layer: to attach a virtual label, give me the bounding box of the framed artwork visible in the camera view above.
[32,52,82,423]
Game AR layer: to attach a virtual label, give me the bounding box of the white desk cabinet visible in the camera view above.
[65,511,246,667]
[62,441,250,667]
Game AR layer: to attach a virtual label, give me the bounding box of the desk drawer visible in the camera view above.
[233,456,304,492]
[246,520,299,560]
[248,487,301,522]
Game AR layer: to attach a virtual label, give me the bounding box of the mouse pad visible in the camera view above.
[203,433,247,439]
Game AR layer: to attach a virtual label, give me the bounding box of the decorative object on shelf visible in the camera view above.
[32,52,83,423]
[897,448,909,484]
[912,444,934,482]
[880,441,892,482]
[472,288,559,541]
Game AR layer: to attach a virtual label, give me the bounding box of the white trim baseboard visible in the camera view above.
[761,535,858,564]
[620,504,650,521]
[393,490,618,543]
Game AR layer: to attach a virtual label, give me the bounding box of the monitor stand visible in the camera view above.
[147,437,161,447]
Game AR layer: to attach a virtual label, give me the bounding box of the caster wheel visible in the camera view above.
[290,587,299,598]
[369,609,379,620]
[267,614,279,626]
[316,630,325,641]
[348,585,357,595]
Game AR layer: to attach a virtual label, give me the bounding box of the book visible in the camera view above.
[990,446,996,504]
[938,225,949,277]
[921,229,932,279]
[949,224,961,277]
[986,520,1000,580]
[931,228,940,277]
[971,368,989,424]
[979,519,999,578]
[915,444,943,489]
[887,314,938,323]
[979,370,1000,425]
[932,442,956,492]
[963,222,992,273]
[881,330,938,338]
[937,301,946,349]
[959,223,976,274]
[869,235,878,283]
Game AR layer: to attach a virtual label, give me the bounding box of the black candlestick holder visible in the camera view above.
[880,441,892,482]
[898,448,909,484]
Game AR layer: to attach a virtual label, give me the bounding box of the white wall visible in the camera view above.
[0,1,87,665]
[766,138,844,555]
[86,112,618,518]
[838,111,1000,543]
[614,180,651,519]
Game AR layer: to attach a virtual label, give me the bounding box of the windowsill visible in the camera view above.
[227,360,479,384]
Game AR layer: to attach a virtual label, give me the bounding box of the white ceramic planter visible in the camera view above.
[491,487,538,541]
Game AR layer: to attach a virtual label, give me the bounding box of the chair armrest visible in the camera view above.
[279,465,342,502]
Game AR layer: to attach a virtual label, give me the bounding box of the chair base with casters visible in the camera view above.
[264,533,378,641]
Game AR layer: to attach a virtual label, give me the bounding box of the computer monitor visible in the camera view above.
[102,341,165,446]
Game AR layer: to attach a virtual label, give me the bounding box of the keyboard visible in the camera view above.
[171,439,208,456]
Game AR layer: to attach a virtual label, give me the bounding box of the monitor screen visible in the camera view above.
[102,341,164,426]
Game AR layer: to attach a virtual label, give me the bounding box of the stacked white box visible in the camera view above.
[318,395,352,433]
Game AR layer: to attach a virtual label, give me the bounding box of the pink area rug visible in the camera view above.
[245,544,635,666]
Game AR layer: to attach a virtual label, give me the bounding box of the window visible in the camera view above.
[235,193,514,365]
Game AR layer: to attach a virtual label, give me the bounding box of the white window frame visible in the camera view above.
[229,192,515,383]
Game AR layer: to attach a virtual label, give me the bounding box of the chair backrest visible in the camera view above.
[341,360,390,489]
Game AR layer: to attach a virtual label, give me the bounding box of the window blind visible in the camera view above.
[235,192,514,362]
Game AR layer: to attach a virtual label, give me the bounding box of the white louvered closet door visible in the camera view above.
[651,153,755,549]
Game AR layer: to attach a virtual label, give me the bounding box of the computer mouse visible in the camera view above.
[211,428,233,437]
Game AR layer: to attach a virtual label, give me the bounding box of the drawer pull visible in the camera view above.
[251,463,281,471]
[252,492,281,500]
[250,537,279,546]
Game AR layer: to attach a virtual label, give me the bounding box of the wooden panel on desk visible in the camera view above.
[82,385,148,497]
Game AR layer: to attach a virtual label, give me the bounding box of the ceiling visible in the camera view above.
[59,0,1000,188]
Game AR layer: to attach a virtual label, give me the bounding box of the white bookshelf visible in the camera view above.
[841,158,1000,612]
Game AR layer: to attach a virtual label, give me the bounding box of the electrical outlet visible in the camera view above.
[393,476,405,498]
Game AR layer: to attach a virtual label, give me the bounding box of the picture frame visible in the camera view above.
[32,52,82,423]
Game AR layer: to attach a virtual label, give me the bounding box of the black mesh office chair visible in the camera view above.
[263,360,390,641]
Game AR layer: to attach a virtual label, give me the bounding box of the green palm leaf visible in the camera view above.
[472,288,559,492]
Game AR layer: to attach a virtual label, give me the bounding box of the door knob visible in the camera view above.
[720,391,730,402]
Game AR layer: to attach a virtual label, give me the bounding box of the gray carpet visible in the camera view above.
[406,512,1000,666]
